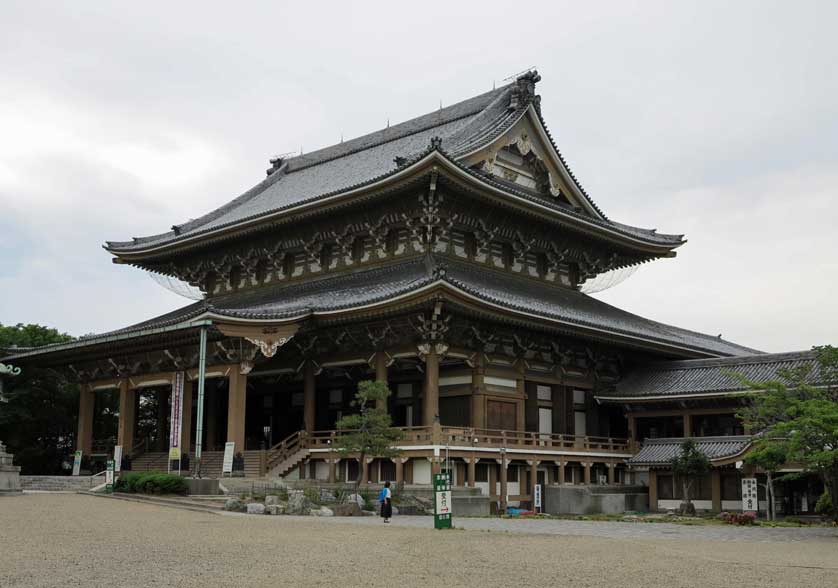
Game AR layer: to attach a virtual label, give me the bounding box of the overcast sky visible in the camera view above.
[1,1,836,353]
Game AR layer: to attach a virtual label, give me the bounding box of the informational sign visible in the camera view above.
[105,460,115,492]
[741,477,758,513]
[534,483,542,510]
[222,442,236,474]
[72,450,82,476]
[168,371,185,462]
[113,445,123,473]
[433,472,453,529]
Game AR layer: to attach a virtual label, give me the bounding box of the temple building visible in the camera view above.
[2,70,821,514]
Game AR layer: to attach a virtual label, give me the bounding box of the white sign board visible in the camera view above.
[113,445,123,473]
[222,442,236,474]
[72,450,82,476]
[741,477,758,512]
[105,460,115,487]
[435,489,452,515]
[168,371,185,461]
[534,483,542,509]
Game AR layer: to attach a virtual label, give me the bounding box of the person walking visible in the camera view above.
[379,481,392,523]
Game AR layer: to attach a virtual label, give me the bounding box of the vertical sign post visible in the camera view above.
[222,441,235,476]
[105,459,115,493]
[534,483,542,513]
[433,472,453,529]
[741,477,758,514]
[168,371,185,474]
[113,445,123,473]
[72,450,82,477]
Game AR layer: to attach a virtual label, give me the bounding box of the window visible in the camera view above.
[536,385,552,401]
[574,411,587,436]
[573,389,586,405]
[507,466,519,482]
[397,383,413,399]
[658,474,675,499]
[475,463,489,483]
[722,473,742,501]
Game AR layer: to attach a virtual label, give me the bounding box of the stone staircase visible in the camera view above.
[130,450,264,478]
[20,475,98,491]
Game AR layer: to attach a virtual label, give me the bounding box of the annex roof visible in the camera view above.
[105,71,683,257]
[627,436,752,467]
[601,350,819,401]
[4,256,758,364]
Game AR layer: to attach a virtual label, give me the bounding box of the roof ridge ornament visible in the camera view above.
[508,69,541,112]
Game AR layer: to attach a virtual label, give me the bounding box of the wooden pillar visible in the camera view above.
[360,458,369,485]
[471,353,486,429]
[76,384,94,454]
[156,388,169,452]
[395,458,404,485]
[117,380,136,454]
[374,352,388,411]
[304,361,316,433]
[422,348,439,426]
[499,455,508,511]
[583,462,592,485]
[627,414,637,451]
[181,380,194,454]
[711,469,722,512]
[558,460,566,485]
[205,386,217,450]
[607,462,616,485]
[529,459,539,503]
[515,362,526,431]
[328,458,337,484]
[648,469,658,511]
[226,368,247,452]
[683,413,693,438]
[467,457,476,488]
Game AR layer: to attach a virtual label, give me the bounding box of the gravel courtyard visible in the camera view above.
[2,494,837,588]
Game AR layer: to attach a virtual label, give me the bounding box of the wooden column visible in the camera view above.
[360,458,369,485]
[422,348,439,426]
[489,461,498,498]
[328,458,337,484]
[529,459,539,504]
[648,469,658,511]
[711,469,722,512]
[515,362,526,431]
[374,352,388,411]
[156,388,169,451]
[181,380,194,454]
[395,458,404,485]
[627,414,637,452]
[226,368,247,452]
[499,455,508,512]
[76,384,94,454]
[467,457,476,488]
[471,353,486,429]
[607,462,616,485]
[583,462,592,485]
[558,460,566,485]
[683,413,693,437]
[304,361,316,433]
[205,386,217,450]
[117,380,136,454]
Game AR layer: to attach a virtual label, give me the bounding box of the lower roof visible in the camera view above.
[3,256,759,363]
[602,350,820,401]
[627,436,752,467]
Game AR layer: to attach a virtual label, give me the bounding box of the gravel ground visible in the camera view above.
[2,494,837,588]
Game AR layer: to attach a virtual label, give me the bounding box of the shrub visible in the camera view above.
[721,511,757,525]
[360,488,376,511]
[304,486,322,505]
[333,486,349,505]
[815,491,833,516]
[113,471,187,495]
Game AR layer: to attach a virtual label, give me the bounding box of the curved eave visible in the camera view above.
[107,150,684,262]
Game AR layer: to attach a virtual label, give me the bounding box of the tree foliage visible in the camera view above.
[333,380,402,489]
[670,438,710,514]
[0,323,81,474]
[735,345,838,520]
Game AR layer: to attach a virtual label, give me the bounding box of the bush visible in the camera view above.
[815,491,833,516]
[303,486,322,505]
[721,511,757,525]
[333,486,349,505]
[113,471,187,495]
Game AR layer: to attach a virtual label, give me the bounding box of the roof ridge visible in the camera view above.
[635,350,815,371]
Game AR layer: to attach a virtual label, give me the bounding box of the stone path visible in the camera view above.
[256,513,838,543]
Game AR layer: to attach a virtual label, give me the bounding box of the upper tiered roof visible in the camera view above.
[105,71,685,260]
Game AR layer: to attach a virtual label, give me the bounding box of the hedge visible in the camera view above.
[114,471,188,495]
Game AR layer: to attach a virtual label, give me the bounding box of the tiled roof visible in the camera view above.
[105,72,682,254]
[627,436,752,467]
[607,351,819,399]
[4,256,759,362]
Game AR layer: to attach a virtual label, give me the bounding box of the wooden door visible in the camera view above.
[487,400,516,431]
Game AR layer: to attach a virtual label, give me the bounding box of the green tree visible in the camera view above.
[736,345,838,521]
[0,323,79,474]
[333,380,402,492]
[671,439,710,516]
[744,442,787,521]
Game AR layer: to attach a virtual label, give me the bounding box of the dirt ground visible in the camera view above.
[1,494,837,588]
